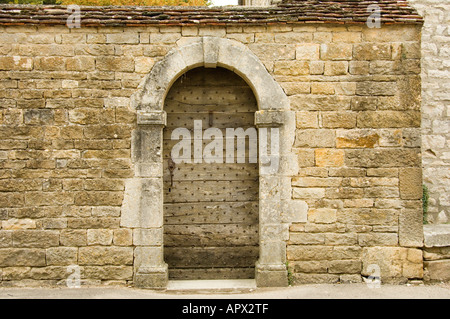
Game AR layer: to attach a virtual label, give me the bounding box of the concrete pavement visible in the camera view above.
[0,282,449,299]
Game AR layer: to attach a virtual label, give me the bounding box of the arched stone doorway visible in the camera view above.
[123,37,302,288]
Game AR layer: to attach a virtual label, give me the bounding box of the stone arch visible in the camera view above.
[131,37,289,112]
[123,37,305,289]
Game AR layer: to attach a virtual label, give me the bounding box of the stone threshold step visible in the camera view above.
[166,279,257,293]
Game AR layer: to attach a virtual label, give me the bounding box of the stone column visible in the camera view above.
[255,110,289,287]
[131,110,168,289]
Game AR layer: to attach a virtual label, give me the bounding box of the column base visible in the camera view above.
[134,264,168,289]
[255,262,288,287]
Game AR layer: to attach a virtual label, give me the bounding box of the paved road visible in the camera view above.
[0,283,449,299]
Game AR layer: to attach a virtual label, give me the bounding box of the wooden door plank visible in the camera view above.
[164,201,258,225]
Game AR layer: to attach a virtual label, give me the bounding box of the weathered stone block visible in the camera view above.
[248,43,295,61]
[324,61,348,75]
[320,43,352,60]
[336,129,379,148]
[353,43,391,60]
[274,61,309,76]
[84,266,133,280]
[0,193,24,208]
[292,273,339,284]
[296,111,318,128]
[106,32,139,44]
[79,246,133,265]
[292,176,341,188]
[281,200,308,223]
[399,168,422,199]
[308,208,337,224]
[134,56,155,74]
[357,111,420,128]
[291,95,351,111]
[296,44,319,60]
[287,245,333,261]
[74,191,123,206]
[313,31,332,42]
[0,56,33,70]
[331,246,362,260]
[2,218,36,230]
[363,26,420,43]
[60,229,87,247]
[87,229,113,246]
[66,56,95,71]
[345,149,421,168]
[96,56,134,72]
[358,233,398,246]
[121,178,163,228]
[282,82,311,95]
[311,82,334,95]
[322,112,356,128]
[68,217,120,229]
[290,261,327,273]
[356,82,397,96]
[46,247,78,265]
[289,233,325,245]
[315,148,344,167]
[294,129,335,148]
[0,248,46,267]
[12,230,59,248]
[296,148,315,167]
[24,109,54,126]
[399,207,423,248]
[362,247,423,282]
[255,263,289,287]
[328,168,365,177]
[275,33,312,44]
[325,233,358,245]
[328,260,361,274]
[292,187,325,199]
[113,228,132,246]
[310,61,324,74]
[349,61,369,75]
[0,230,12,247]
[423,225,450,248]
[134,246,164,269]
[133,228,163,246]
[337,208,397,225]
[424,260,450,282]
[332,32,361,43]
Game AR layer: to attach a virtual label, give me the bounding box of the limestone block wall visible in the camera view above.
[408,0,450,224]
[0,23,423,286]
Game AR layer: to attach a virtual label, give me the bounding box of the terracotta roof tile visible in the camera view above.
[0,1,423,27]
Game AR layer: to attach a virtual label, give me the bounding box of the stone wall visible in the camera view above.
[0,23,423,286]
[423,225,450,282]
[408,0,450,224]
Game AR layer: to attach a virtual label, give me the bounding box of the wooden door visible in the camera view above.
[163,67,259,280]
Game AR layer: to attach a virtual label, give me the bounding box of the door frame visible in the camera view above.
[122,37,304,288]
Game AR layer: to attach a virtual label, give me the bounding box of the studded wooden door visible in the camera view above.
[163,67,259,280]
